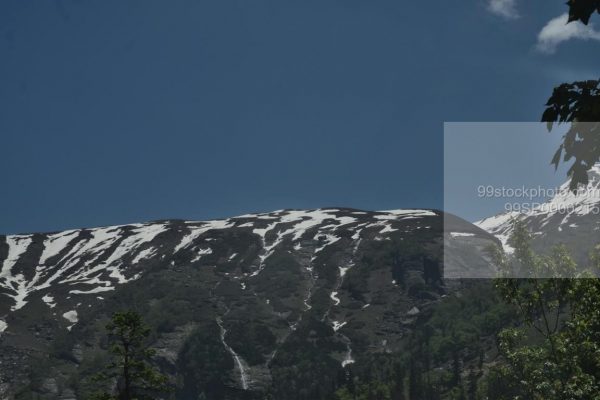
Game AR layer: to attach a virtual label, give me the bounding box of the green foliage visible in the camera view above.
[269,317,345,400]
[340,355,406,400]
[486,221,600,399]
[543,1,600,188]
[251,248,305,301]
[418,283,513,364]
[141,276,212,334]
[343,264,370,302]
[335,380,393,400]
[543,91,600,190]
[225,320,277,365]
[91,311,170,400]
[331,298,505,400]
[177,321,234,400]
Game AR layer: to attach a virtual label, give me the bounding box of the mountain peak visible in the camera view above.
[476,165,600,260]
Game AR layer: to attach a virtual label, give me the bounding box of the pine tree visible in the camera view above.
[466,368,477,400]
[91,311,169,400]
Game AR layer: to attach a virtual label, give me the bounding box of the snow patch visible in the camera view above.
[1,235,33,311]
[330,291,340,306]
[63,310,78,330]
[313,233,341,257]
[175,220,233,253]
[342,346,355,367]
[379,209,436,217]
[39,230,79,265]
[407,306,420,316]
[69,286,115,295]
[132,247,156,264]
[339,266,350,278]
[379,224,398,234]
[332,321,347,331]
[42,294,56,308]
[450,232,475,237]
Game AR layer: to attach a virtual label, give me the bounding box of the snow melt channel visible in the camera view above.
[216,317,249,390]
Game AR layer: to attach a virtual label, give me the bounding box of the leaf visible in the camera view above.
[569,162,589,190]
[551,145,563,170]
[542,107,558,125]
[567,0,600,25]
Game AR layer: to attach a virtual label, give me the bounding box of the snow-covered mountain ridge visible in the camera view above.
[0,207,496,399]
[0,208,437,320]
[475,165,600,261]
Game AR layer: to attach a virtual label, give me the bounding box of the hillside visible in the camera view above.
[476,165,600,270]
[0,208,499,399]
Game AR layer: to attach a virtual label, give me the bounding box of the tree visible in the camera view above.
[566,0,600,24]
[543,84,600,190]
[488,221,600,399]
[92,311,169,400]
[542,1,600,189]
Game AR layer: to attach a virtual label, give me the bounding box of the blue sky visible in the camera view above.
[2,0,600,234]
[444,122,571,222]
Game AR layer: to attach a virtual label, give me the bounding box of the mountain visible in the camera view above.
[476,165,600,268]
[0,208,498,399]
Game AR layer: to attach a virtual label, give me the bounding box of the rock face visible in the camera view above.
[476,165,600,269]
[0,208,496,399]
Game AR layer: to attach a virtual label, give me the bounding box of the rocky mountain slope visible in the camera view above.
[0,208,497,399]
[476,165,600,268]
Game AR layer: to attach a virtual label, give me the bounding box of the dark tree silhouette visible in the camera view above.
[567,0,600,24]
[92,311,169,400]
[543,82,600,189]
[542,0,600,189]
